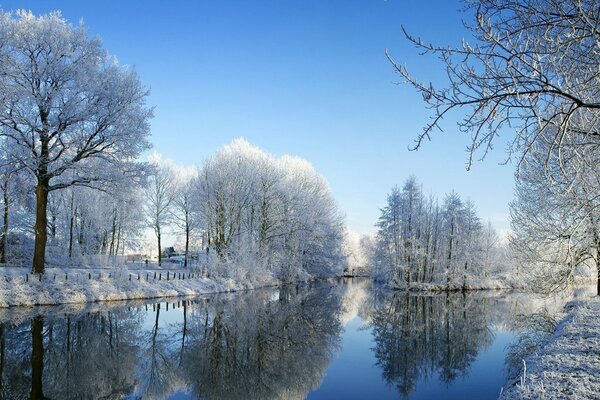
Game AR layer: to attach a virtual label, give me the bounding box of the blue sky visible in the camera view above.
[1,0,515,235]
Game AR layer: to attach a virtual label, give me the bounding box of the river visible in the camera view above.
[0,278,592,399]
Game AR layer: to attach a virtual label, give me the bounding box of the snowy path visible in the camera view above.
[501,298,600,400]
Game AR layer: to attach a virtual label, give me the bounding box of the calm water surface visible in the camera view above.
[0,279,589,399]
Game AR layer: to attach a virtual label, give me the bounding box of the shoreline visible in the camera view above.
[500,297,600,400]
[385,279,515,292]
[0,267,272,308]
[0,266,351,308]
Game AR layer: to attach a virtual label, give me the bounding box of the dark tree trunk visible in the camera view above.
[110,211,117,255]
[0,322,4,392]
[116,222,122,255]
[184,221,189,268]
[157,227,162,266]
[446,218,454,288]
[596,247,600,296]
[32,183,49,274]
[179,302,187,366]
[0,189,8,264]
[29,315,46,400]
[68,197,75,258]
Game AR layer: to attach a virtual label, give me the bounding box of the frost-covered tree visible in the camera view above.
[144,156,177,266]
[0,139,33,264]
[0,10,152,274]
[375,186,403,280]
[195,139,345,282]
[391,0,600,171]
[0,143,18,264]
[391,0,600,295]
[511,134,600,294]
[373,177,492,288]
[172,168,199,268]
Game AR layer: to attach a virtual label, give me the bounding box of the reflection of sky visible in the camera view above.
[140,300,187,331]
[309,316,516,400]
[4,284,582,400]
[308,316,397,399]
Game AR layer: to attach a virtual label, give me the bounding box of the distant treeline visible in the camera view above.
[368,176,506,288]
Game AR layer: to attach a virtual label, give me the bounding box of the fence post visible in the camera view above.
[159,273,161,281]
[154,272,157,279]
[26,274,28,282]
[146,273,149,280]
[89,272,91,280]
[129,274,131,281]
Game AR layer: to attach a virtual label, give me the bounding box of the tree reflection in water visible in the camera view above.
[181,283,343,399]
[0,282,577,400]
[0,282,344,400]
[369,290,494,397]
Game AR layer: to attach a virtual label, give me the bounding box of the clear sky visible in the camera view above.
[1,0,515,235]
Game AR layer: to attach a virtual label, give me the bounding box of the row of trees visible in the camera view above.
[0,10,152,274]
[371,176,502,288]
[393,0,600,294]
[194,139,345,281]
[0,138,346,282]
[0,11,345,282]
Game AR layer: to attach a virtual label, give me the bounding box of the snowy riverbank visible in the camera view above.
[500,297,600,400]
[0,266,278,307]
[387,277,515,292]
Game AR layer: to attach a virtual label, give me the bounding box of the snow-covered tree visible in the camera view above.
[391,0,600,171]
[172,167,199,267]
[511,133,600,294]
[0,10,152,273]
[373,177,492,288]
[194,139,345,282]
[144,155,177,266]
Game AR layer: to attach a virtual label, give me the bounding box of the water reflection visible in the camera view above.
[0,283,344,400]
[369,291,494,397]
[0,281,593,399]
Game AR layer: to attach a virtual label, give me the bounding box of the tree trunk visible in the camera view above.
[78,216,85,256]
[596,243,600,296]
[157,226,162,266]
[116,221,122,255]
[109,211,117,255]
[0,322,5,391]
[184,223,189,268]
[446,218,454,288]
[0,189,8,264]
[68,198,75,258]
[180,302,187,366]
[32,183,49,274]
[29,315,46,400]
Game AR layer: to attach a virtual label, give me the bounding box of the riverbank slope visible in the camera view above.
[501,297,600,400]
[0,266,278,307]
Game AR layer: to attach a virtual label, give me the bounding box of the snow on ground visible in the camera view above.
[500,297,600,400]
[388,277,513,292]
[0,266,275,307]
